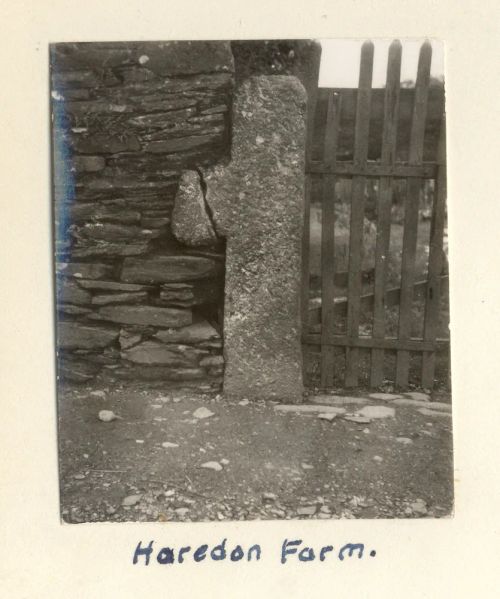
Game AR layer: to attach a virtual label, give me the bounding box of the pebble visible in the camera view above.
[410,499,428,514]
[161,442,179,448]
[238,399,250,406]
[98,410,120,422]
[122,494,142,507]
[373,455,384,463]
[200,461,223,472]
[136,439,144,444]
[358,405,396,419]
[396,437,413,445]
[418,408,452,418]
[175,508,190,517]
[106,506,116,515]
[320,505,331,514]
[297,506,316,516]
[362,428,370,434]
[220,458,230,465]
[90,390,106,398]
[73,473,86,480]
[262,492,277,501]
[164,489,175,497]
[301,463,314,470]
[318,412,337,421]
[193,407,215,419]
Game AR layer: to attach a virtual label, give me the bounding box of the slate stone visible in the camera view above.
[58,304,93,316]
[144,133,222,154]
[57,357,100,383]
[111,365,206,381]
[154,321,220,344]
[57,278,92,305]
[68,203,141,225]
[121,341,202,366]
[72,133,141,154]
[72,156,106,172]
[128,108,196,128]
[89,305,192,328]
[72,240,151,259]
[58,322,119,350]
[159,282,220,307]
[171,170,218,246]
[195,76,307,401]
[56,262,114,279]
[199,355,224,367]
[51,69,100,88]
[119,329,142,350]
[121,255,221,284]
[78,280,150,292]
[91,292,148,306]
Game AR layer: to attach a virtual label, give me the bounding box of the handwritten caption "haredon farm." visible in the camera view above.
[132,539,377,565]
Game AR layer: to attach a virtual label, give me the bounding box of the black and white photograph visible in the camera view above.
[51,38,453,524]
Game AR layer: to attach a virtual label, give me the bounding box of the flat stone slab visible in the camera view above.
[418,408,452,418]
[357,405,396,419]
[89,305,192,328]
[404,392,431,402]
[58,322,118,350]
[423,402,452,412]
[56,262,114,279]
[393,398,434,408]
[154,321,220,344]
[312,395,368,406]
[121,255,221,284]
[192,75,307,402]
[368,392,404,401]
[121,341,201,366]
[91,292,148,306]
[274,405,346,415]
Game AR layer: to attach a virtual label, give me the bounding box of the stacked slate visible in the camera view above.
[51,41,232,385]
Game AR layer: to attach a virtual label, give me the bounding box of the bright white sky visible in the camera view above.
[318,39,444,88]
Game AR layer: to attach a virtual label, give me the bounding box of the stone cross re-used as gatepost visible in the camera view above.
[172,75,307,402]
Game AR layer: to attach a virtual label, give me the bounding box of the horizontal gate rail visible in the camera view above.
[303,334,449,353]
[306,161,437,179]
[308,275,449,325]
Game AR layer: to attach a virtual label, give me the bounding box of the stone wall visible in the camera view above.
[51,41,233,385]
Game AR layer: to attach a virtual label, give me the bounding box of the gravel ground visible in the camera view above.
[57,383,453,523]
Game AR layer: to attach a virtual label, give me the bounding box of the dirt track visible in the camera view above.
[58,382,453,523]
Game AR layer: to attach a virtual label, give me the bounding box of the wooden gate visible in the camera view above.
[301,40,449,390]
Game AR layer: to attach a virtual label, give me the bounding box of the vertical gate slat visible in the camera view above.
[320,92,342,387]
[345,41,374,387]
[422,115,447,388]
[301,72,320,382]
[395,41,433,387]
[370,40,402,387]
